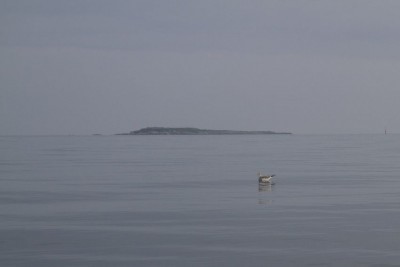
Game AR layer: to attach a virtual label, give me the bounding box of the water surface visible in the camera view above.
[1,134,400,267]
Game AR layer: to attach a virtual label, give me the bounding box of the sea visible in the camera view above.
[1,134,400,267]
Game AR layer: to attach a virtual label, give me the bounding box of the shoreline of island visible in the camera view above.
[116,127,292,135]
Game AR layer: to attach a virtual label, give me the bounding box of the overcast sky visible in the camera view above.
[1,0,400,135]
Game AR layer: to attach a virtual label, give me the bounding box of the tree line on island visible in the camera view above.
[117,127,292,135]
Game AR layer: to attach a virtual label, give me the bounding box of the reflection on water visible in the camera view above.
[258,183,274,204]
[258,183,273,192]
[258,198,273,205]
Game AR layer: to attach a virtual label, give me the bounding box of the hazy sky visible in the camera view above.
[1,0,400,134]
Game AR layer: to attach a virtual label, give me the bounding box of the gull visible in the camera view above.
[258,172,276,183]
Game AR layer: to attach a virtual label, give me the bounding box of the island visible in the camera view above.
[117,127,292,135]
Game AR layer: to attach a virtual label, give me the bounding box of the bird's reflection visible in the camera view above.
[258,198,273,205]
[258,183,274,205]
[258,183,273,192]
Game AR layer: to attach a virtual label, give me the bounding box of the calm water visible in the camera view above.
[1,134,400,267]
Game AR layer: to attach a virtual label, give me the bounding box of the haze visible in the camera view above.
[1,0,400,135]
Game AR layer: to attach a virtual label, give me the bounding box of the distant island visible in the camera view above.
[118,127,292,135]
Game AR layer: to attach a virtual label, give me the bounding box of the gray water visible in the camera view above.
[1,134,400,267]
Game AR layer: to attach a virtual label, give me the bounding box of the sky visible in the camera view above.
[1,0,400,135]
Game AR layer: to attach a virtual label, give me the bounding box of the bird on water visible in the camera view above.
[257,172,276,183]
